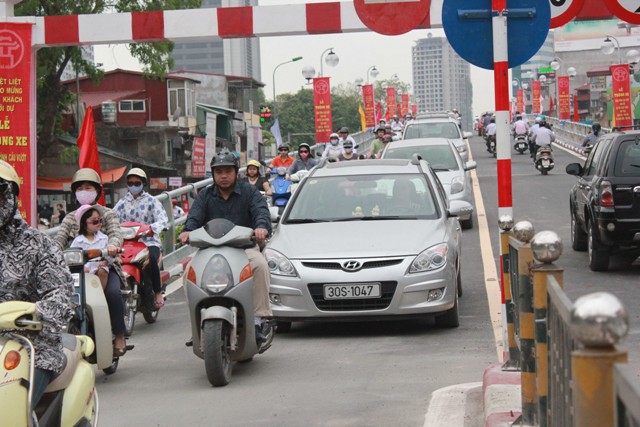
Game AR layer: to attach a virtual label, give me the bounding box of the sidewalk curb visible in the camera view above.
[554,139,586,156]
[483,363,521,427]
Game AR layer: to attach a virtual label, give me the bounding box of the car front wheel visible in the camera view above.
[588,222,610,271]
[571,210,587,251]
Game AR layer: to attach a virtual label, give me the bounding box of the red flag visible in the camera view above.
[573,95,579,122]
[375,102,382,124]
[77,106,105,205]
[549,94,554,116]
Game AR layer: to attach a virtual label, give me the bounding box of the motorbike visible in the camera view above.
[63,248,133,375]
[288,170,310,195]
[119,222,162,336]
[183,218,275,387]
[486,134,496,157]
[534,145,555,175]
[0,301,98,427]
[513,134,528,154]
[271,167,292,214]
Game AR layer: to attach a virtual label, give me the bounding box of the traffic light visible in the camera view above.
[260,105,272,123]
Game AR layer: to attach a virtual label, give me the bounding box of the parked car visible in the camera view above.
[381,137,476,229]
[402,112,473,161]
[566,128,640,271]
[265,157,474,330]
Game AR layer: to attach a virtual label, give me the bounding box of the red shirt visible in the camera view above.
[270,155,294,168]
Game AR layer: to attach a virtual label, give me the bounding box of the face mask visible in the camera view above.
[300,152,309,160]
[76,190,97,205]
[128,184,144,196]
[344,148,353,153]
[0,184,16,229]
[330,139,339,146]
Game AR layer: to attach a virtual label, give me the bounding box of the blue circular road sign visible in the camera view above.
[442,0,551,70]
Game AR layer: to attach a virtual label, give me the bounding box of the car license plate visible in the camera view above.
[542,159,550,167]
[323,283,381,300]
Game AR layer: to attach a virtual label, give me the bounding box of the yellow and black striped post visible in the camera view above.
[517,241,536,425]
[531,263,563,427]
[501,228,519,369]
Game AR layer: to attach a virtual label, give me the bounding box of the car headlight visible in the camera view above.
[264,248,298,277]
[450,176,464,195]
[409,243,448,273]
[201,255,234,294]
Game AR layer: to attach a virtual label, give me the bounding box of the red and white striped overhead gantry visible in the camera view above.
[17,1,443,48]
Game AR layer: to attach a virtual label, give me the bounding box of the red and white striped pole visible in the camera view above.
[492,0,512,362]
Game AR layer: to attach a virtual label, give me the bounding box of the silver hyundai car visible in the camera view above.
[264,158,473,331]
[381,138,476,229]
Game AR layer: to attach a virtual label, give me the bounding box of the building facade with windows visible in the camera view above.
[412,34,472,131]
[169,0,261,81]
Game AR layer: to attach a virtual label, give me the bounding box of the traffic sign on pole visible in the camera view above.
[550,0,586,28]
[442,0,551,70]
[354,0,431,36]
[604,0,640,25]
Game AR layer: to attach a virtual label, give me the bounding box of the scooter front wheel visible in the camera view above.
[203,320,232,386]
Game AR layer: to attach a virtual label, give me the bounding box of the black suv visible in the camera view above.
[566,128,640,271]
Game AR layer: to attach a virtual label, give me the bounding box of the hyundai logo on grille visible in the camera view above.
[342,260,362,271]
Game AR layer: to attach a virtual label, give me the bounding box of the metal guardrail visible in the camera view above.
[502,220,637,427]
[545,117,610,149]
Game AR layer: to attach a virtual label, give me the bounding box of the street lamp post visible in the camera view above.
[319,48,339,77]
[366,66,379,84]
[272,56,303,116]
[601,35,622,64]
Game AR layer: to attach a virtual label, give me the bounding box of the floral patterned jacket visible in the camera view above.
[0,218,74,372]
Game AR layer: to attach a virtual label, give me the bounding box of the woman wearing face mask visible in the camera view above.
[113,168,168,311]
[288,143,318,175]
[337,141,359,161]
[54,168,128,356]
[321,132,343,160]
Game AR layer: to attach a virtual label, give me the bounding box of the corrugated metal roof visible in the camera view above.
[81,90,146,108]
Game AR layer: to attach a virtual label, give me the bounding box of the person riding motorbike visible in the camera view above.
[528,117,543,156]
[322,133,343,160]
[368,127,386,159]
[178,153,274,345]
[270,144,294,169]
[54,168,127,356]
[0,159,74,408]
[582,123,602,148]
[531,120,555,158]
[113,168,168,310]
[243,159,272,195]
[485,118,497,152]
[289,143,318,175]
[337,127,356,147]
[390,115,403,132]
[512,115,529,139]
[337,140,359,161]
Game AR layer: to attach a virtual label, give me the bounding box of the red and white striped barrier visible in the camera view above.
[8,2,444,48]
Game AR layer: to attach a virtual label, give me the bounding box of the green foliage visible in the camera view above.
[262,130,275,146]
[59,146,80,164]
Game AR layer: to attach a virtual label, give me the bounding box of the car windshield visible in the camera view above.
[284,173,439,222]
[383,145,459,171]
[404,122,461,140]
[614,140,640,177]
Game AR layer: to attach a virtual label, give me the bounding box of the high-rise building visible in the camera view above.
[412,33,472,130]
[170,0,261,81]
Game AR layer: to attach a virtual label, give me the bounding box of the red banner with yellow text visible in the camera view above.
[611,64,632,127]
[401,94,409,116]
[386,88,396,118]
[411,104,417,116]
[532,81,541,115]
[0,23,33,224]
[191,137,206,177]
[557,76,571,120]
[313,77,333,143]
[362,84,375,128]
[516,89,524,113]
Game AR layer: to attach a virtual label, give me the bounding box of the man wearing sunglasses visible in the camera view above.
[113,168,168,310]
[269,143,294,169]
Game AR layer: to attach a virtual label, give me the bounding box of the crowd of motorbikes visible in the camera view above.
[481,121,555,175]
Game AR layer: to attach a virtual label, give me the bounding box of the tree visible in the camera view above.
[15,0,201,161]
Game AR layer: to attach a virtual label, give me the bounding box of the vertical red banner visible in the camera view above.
[532,81,541,115]
[362,84,375,128]
[557,76,571,120]
[516,89,524,113]
[386,88,396,118]
[411,104,417,115]
[313,77,332,143]
[191,137,206,177]
[611,64,632,127]
[0,24,33,224]
[401,94,409,117]
[573,95,579,122]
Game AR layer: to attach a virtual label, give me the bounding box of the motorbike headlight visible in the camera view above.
[409,243,448,273]
[264,248,297,277]
[120,227,138,240]
[63,249,84,267]
[201,255,235,294]
[450,176,464,195]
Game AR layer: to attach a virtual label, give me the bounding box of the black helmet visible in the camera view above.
[210,152,239,171]
[592,123,601,132]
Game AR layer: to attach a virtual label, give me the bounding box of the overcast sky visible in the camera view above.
[95,2,498,117]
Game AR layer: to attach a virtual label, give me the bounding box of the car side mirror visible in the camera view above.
[565,163,583,176]
[463,131,473,139]
[448,200,474,218]
[464,161,477,171]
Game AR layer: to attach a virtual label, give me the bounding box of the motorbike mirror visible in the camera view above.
[359,154,366,160]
